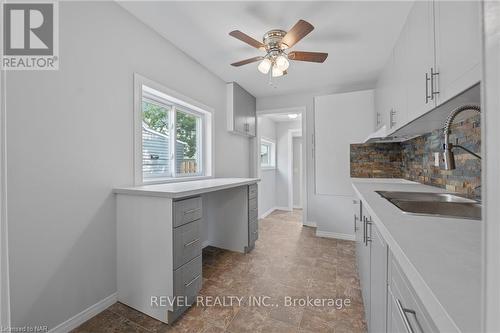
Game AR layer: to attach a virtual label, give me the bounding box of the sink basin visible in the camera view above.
[376,191,482,220]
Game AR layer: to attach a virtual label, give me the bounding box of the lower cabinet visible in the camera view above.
[370,222,388,333]
[354,199,388,332]
[354,197,435,333]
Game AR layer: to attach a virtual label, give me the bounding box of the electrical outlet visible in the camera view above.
[434,152,440,167]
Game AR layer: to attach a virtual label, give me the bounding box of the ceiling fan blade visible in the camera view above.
[231,56,264,67]
[288,51,328,63]
[281,20,314,48]
[229,30,265,50]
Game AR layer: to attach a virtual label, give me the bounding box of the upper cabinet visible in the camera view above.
[374,0,480,134]
[434,1,481,103]
[226,82,256,137]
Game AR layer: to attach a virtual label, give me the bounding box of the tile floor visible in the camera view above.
[72,209,366,333]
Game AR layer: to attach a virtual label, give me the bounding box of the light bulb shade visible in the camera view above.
[275,55,289,71]
[258,58,272,74]
[272,66,284,77]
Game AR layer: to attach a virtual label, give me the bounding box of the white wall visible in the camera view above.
[257,86,373,237]
[4,1,250,329]
[257,117,277,217]
[275,121,301,209]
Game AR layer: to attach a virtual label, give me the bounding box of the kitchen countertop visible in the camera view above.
[352,178,481,333]
[113,178,259,199]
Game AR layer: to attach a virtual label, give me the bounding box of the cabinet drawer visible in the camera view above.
[173,197,202,228]
[389,256,438,333]
[249,184,257,199]
[173,255,202,309]
[249,220,258,243]
[249,197,257,210]
[173,219,202,269]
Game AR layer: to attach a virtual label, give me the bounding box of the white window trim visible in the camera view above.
[260,137,276,170]
[134,73,214,185]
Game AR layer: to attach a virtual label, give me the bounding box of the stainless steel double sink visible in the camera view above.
[376,191,482,220]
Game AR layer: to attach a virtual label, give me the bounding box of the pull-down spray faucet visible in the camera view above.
[442,104,481,170]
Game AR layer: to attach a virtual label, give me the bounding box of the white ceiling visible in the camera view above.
[119,1,413,98]
[260,113,302,123]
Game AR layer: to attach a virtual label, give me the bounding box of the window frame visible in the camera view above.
[260,137,276,170]
[134,74,213,185]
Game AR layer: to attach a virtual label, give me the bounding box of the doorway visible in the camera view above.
[254,107,306,225]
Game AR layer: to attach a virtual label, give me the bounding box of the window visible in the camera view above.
[135,75,213,184]
[260,138,276,169]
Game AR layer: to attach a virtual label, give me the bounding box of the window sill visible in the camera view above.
[142,175,212,185]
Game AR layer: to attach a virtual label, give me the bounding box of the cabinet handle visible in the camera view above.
[430,67,440,100]
[425,72,431,104]
[396,298,416,333]
[354,214,359,232]
[184,238,200,247]
[365,217,372,245]
[184,274,201,288]
[363,217,367,244]
[390,109,397,128]
[184,208,201,215]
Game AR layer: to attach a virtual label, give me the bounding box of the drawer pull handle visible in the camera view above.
[185,274,201,288]
[396,298,416,333]
[184,238,200,247]
[184,208,201,215]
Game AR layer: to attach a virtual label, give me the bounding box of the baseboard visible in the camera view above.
[202,240,210,248]
[259,207,277,219]
[293,205,302,209]
[315,230,355,241]
[49,292,117,333]
[302,221,317,227]
[274,206,291,211]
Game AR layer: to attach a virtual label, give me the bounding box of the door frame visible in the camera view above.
[253,106,307,224]
[483,1,500,331]
[0,62,10,329]
[288,129,302,211]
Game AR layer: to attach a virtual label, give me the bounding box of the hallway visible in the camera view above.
[73,210,366,333]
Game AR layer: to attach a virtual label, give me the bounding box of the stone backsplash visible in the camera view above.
[350,114,481,199]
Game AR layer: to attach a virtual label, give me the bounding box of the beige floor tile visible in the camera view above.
[73,209,366,333]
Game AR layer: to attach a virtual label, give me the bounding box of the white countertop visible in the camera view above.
[114,178,259,199]
[352,178,481,333]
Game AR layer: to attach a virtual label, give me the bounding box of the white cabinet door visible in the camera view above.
[314,90,374,196]
[434,0,481,103]
[375,55,393,131]
[405,1,436,121]
[391,22,409,132]
[370,224,388,333]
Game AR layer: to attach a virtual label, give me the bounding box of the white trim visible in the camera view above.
[288,130,302,212]
[315,230,355,241]
[483,2,500,331]
[293,205,302,209]
[133,73,214,186]
[0,53,11,330]
[274,206,291,212]
[259,207,277,219]
[303,221,317,228]
[49,293,117,333]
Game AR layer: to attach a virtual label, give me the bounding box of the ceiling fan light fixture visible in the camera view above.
[258,58,272,74]
[275,54,289,71]
[272,66,284,77]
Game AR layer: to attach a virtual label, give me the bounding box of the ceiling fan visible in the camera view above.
[229,19,328,78]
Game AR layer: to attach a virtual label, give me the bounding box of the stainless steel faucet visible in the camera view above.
[443,104,481,170]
